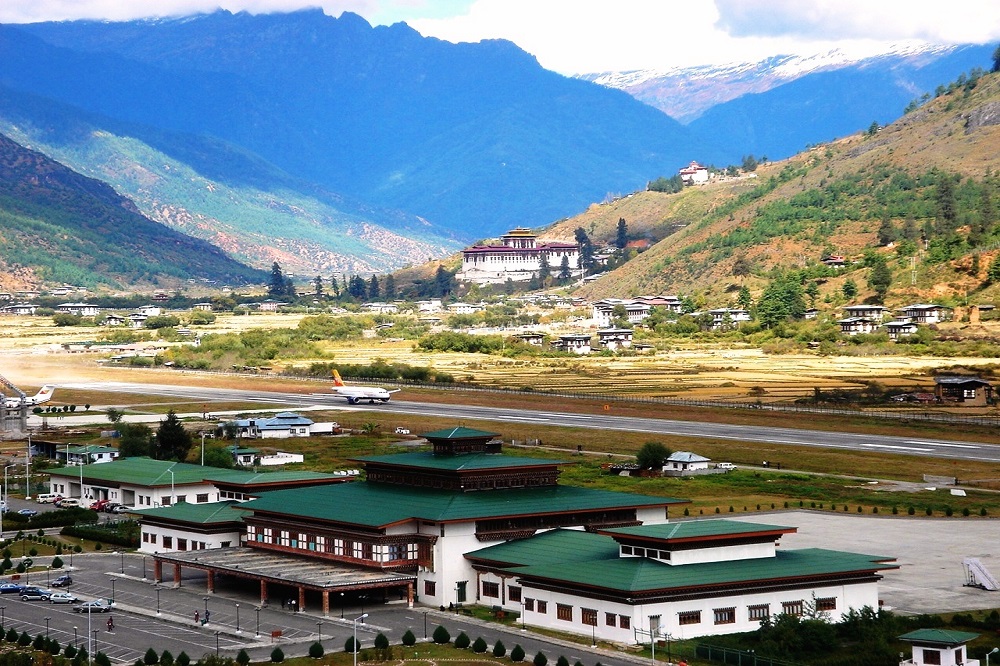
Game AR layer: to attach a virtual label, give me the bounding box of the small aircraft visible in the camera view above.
[3,385,56,409]
[330,370,399,405]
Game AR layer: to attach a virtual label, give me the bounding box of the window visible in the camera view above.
[424,581,436,597]
[782,601,804,617]
[557,604,573,622]
[714,607,736,625]
[748,604,769,621]
[142,533,150,543]
[582,608,597,626]
[482,582,500,598]
[509,586,522,603]
[177,539,187,551]
[221,541,231,548]
[816,597,837,612]
[922,649,942,665]
[536,600,547,614]
[621,546,633,555]
[196,493,209,503]
[678,611,701,626]
[456,581,467,603]
[605,613,617,627]
[176,495,186,503]
[524,598,534,612]
[162,536,173,549]
[161,496,171,506]
[619,616,630,630]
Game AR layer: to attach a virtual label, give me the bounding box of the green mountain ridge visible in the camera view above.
[0,132,265,289]
[0,84,462,277]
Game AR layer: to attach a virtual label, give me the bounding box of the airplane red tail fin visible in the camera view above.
[331,369,346,387]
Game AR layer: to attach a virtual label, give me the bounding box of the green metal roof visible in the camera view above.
[466,528,619,567]
[468,531,898,594]
[898,629,980,646]
[600,520,796,542]
[420,427,499,440]
[355,451,567,471]
[239,483,684,528]
[132,501,245,525]
[48,457,339,488]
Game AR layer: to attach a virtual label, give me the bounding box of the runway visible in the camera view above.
[57,381,1000,463]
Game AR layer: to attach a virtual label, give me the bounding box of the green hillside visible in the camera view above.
[573,69,1000,310]
[0,133,265,290]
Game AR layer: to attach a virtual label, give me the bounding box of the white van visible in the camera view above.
[36,493,62,504]
[716,462,737,471]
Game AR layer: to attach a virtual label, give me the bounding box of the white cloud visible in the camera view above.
[2,0,999,74]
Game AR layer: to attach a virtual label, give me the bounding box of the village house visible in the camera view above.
[933,377,994,407]
[193,302,213,312]
[898,304,952,324]
[591,299,651,327]
[898,629,981,666]
[259,300,285,312]
[1,303,37,315]
[821,255,847,267]
[55,445,119,465]
[363,302,399,314]
[516,332,545,346]
[706,308,751,330]
[135,305,162,317]
[553,334,592,354]
[457,227,580,284]
[226,412,338,439]
[838,317,880,336]
[678,161,709,185]
[596,328,633,350]
[57,302,100,317]
[102,314,126,327]
[662,451,712,475]
[842,305,889,322]
[448,302,483,315]
[883,319,919,341]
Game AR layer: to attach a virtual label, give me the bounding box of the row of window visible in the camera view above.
[677,598,835,626]
[246,526,418,562]
[620,545,671,561]
[142,532,226,550]
[159,494,211,506]
[219,491,250,501]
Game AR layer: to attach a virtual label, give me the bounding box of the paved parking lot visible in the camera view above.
[730,510,1000,615]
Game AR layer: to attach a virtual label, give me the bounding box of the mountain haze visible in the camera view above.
[4,10,716,236]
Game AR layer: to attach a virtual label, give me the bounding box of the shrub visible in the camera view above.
[65,645,77,658]
[144,647,160,664]
[493,641,506,657]
[270,647,284,663]
[557,657,570,666]
[533,651,548,666]
[926,507,933,516]
[432,625,450,644]
[981,508,988,516]
[511,645,526,662]
[96,653,111,666]
[908,506,916,515]
[235,650,249,666]
[32,633,44,649]
[455,632,470,649]
[401,630,416,646]
[6,628,18,642]
[161,651,174,666]
[177,653,190,666]
[308,642,324,659]
[48,639,61,655]
[963,508,971,517]
[374,634,389,649]
[344,637,359,653]
[52,556,63,569]
[472,637,487,653]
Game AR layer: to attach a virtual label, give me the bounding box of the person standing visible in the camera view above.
[107,617,114,632]
[194,610,200,624]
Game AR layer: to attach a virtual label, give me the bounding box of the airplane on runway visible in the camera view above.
[3,385,55,408]
[330,370,399,405]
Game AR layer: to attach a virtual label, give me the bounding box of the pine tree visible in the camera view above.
[368,275,380,299]
[313,276,323,297]
[558,255,571,280]
[434,266,453,297]
[868,258,893,304]
[329,275,341,298]
[574,227,594,271]
[383,274,396,299]
[615,218,628,249]
[268,262,285,297]
[537,253,551,284]
[155,410,193,461]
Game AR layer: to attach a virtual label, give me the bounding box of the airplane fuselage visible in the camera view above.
[332,387,393,404]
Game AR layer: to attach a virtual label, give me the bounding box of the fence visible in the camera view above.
[696,644,801,666]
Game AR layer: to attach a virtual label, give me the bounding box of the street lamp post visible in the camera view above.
[317,621,322,644]
[44,616,50,639]
[91,629,98,662]
[987,647,999,666]
[215,631,220,656]
[46,565,50,586]
[204,596,210,618]
[120,551,124,574]
[73,626,78,647]
[142,556,146,581]
[340,592,345,619]
[156,587,161,616]
[24,443,31,501]
[353,614,368,666]
[235,603,240,634]
[521,601,526,631]
[0,606,5,627]
[423,611,428,639]
[109,579,115,603]
[255,606,260,639]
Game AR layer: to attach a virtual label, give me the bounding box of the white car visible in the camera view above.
[49,592,78,604]
[716,462,737,471]
[55,498,83,508]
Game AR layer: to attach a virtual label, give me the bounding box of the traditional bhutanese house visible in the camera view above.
[57,445,119,465]
[516,332,545,346]
[678,161,709,184]
[898,304,952,324]
[149,427,684,615]
[933,377,994,407]
[596,328,633,350]
[591,299,651,327]
[102,314,126,327]
[842,305,889,322]
[553,334,592,354]
[898,629,981,666]
[466,520,897,642]
[226,412,336,439]
[883,319,919,341]
[707,308,750,330]
[804,308,819,320]
[633,295,683,313]
[838,317,879,336]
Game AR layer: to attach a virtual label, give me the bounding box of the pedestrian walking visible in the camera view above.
[107,617,114,632]
[194,610,200,624]
[205,610,211,623]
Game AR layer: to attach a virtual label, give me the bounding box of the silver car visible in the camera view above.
[49,592,78,604]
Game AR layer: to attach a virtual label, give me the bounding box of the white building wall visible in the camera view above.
[668,542,776,566]
[139,524,240,554]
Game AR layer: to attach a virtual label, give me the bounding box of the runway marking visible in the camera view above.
[860,444,933,452]
[905,440,980,449]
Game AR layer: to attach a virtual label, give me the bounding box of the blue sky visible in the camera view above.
[2,0,1000,74]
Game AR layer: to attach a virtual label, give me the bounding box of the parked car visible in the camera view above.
[394,427,411,435]
[20,587,52,601]
[34,493,61,504]
[51,575,73,587]
[112,505,132,514]
[89,499,109,511]
[75,599,113,613]
[715,462,737,471]
[0,583,24,594]
[102,503,121,513]
[48,592,78,604]
[17,509,38,517]
[55,498,83,508]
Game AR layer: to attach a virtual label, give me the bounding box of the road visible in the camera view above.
[56,381,1000,463]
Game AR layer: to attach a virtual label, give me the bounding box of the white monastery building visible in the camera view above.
[457,228,580,284]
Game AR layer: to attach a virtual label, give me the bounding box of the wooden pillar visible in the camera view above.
[322,590,330,617]
[407,582,414,609]
[154,559,163,583]
[172,563,181,587]
[298,586,306,613]
[260,579,268,605]
[207,570,215,594]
